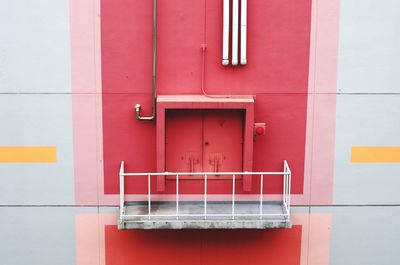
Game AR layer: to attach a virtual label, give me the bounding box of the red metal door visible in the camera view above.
[165,109,243,177]
[203,109,243,175]
[165,109,203,173]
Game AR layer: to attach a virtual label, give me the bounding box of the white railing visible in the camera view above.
[119,161,291,222]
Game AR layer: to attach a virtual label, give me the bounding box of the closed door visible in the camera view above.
[165,109,243,178]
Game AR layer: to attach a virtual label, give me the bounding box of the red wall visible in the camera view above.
[101,0,311,194]
[106,225,302,265]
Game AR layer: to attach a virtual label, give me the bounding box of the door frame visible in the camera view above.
[156,95,255,192]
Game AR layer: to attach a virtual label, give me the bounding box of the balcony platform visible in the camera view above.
[118,201,291,230]
[118,161,292,230]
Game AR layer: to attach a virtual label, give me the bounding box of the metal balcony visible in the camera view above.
[118,161,291,229]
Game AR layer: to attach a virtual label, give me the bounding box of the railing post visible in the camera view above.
[119,162,125,219]
[259,174,264,219]
[283,160,291,218]
[148,174,151,220]
[176,174,179,220]
[204,174,207,219]
[283,163,287,207]
[287,165,291,218]
[232,174,235,220]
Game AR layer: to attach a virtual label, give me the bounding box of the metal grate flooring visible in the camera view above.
[119,201,291,229]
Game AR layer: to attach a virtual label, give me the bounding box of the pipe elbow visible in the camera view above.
[134,104,142,120]
[134,103,155,121]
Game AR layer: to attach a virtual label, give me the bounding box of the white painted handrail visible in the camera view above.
[119,161,291,222]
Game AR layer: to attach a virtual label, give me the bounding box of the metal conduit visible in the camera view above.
[134,0,157,121]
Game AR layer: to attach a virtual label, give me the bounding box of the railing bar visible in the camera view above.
[123,171,288,176]
[286,163,289,206]
[283,165,287,206]
[232,174,235,220]
[204,174,207,219]
[286,172,289,206]
[288,170,291,218]
[148,174,151,220]
[176,174,179,220]
[285,203,290,217]
[259,174,263,219]
[119,162,125,219]
[126,219,289,224]
[123,213,289,218]
[285,160,291,174]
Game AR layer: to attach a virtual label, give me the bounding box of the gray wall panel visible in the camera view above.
[338,0,400,93]
[0,94,74,205]
[0,207,97,265]
[334,94,400,204]
[312,206,400,265]
[0,0,71,93]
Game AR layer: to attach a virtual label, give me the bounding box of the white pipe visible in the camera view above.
[232,0,239,66]
[222,0,230,66]
[240,0,247,65]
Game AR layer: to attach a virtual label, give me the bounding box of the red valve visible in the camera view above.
[254,123,266,136]
[255,127,265,135]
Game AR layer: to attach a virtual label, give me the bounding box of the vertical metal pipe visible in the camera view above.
[148,174,151,220]
[134,0,157,120]
[176,174,179,219]
[232,174,236,219]
[240,0,247,65]
[152,0,157,113]
[231,0,239,65]
[222,0,230,65]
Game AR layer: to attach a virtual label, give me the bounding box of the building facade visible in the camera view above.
[1,0,400,264]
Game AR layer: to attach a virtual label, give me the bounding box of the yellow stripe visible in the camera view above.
[0,146,57,163]
[351,146,400,163]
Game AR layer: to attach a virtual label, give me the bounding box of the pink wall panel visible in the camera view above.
[76,213,331,265]
[71,0,339,205]
[101,0,153,94]
[253,94,308,194]
[101,0,311,195]
[100,0,312,95]
[203,0,312,94]
[157,0,204,93]
[102,94,156,194]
